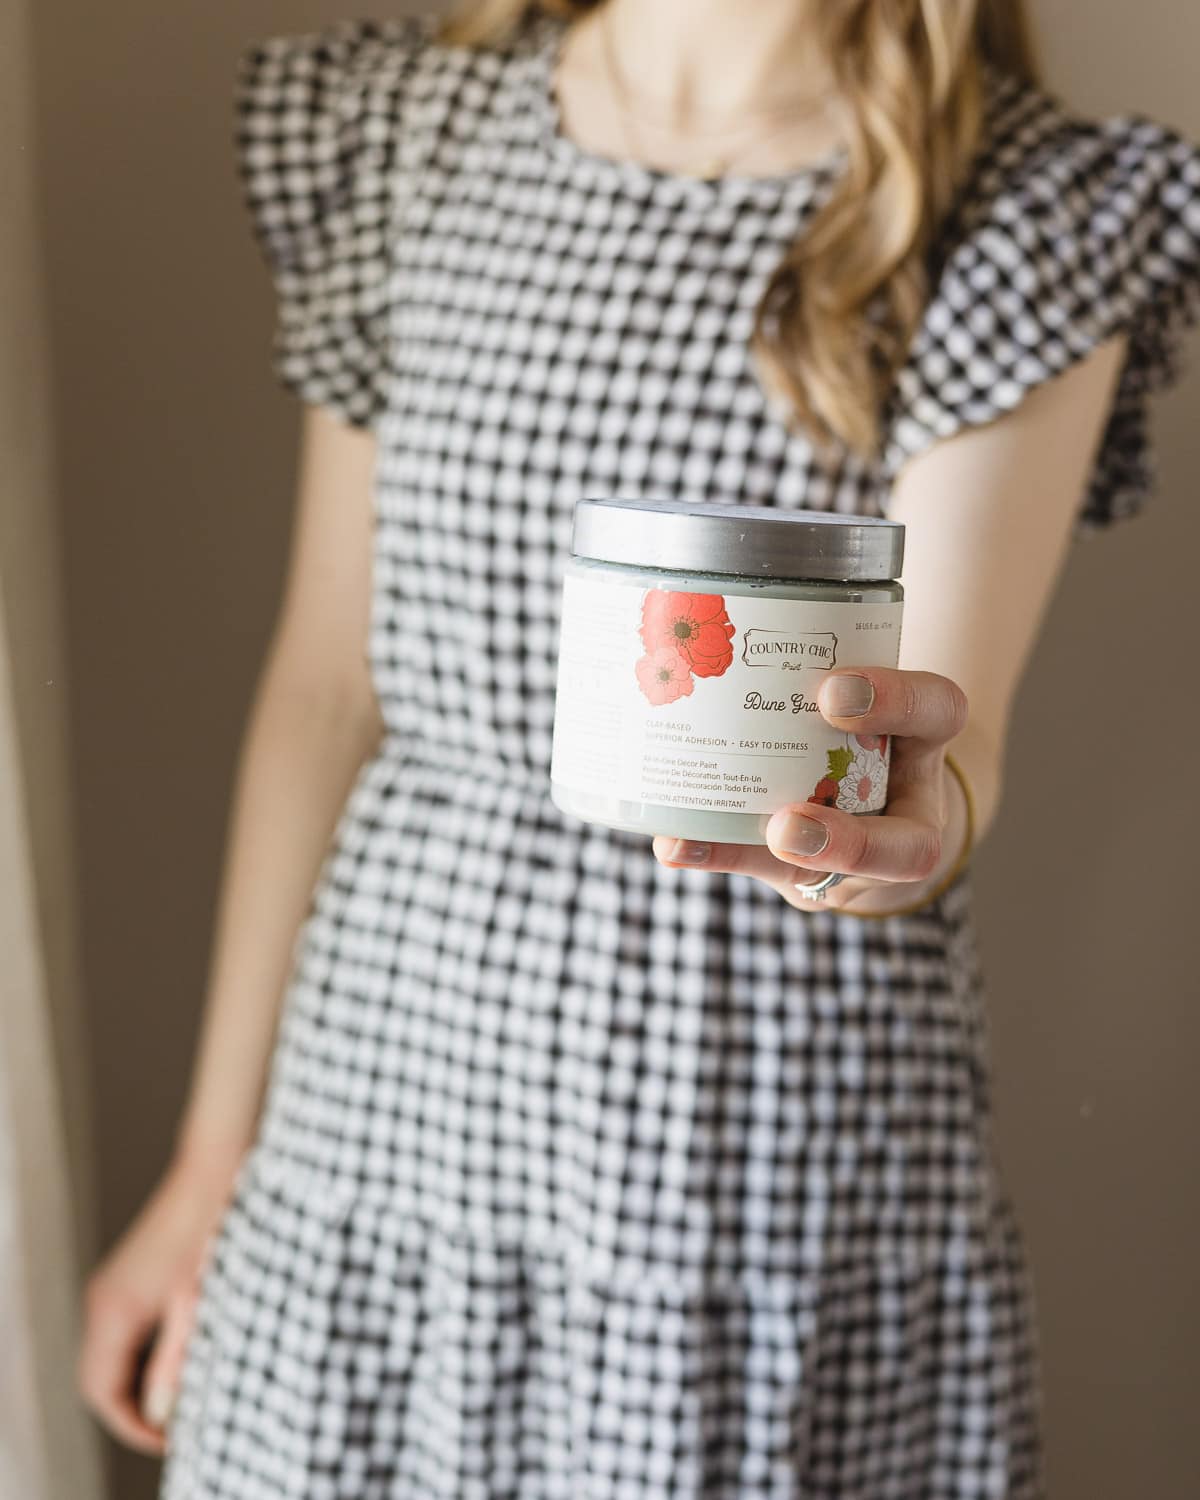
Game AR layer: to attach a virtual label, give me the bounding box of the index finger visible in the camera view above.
[816,667,969,752]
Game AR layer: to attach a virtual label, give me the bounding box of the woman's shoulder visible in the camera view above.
[953,65,1200,241]
[883,69,1200,530]
[230,8,546,431]
[236,6,541,101]
[238,12,434,91]
[915,64,1200,383]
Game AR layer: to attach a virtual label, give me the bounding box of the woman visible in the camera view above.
[78,1,1199,1495]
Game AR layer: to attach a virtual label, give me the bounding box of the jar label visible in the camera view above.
[551,571,904,819]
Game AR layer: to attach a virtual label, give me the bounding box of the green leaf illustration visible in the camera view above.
[826,746,853,782]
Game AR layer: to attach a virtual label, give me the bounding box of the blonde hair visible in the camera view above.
[438,0,1038,457]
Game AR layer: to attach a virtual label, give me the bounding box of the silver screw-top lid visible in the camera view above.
[570,498,904,582]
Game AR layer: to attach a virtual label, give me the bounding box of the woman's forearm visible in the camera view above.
[172,647,383,1170]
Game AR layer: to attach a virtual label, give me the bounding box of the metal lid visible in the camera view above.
[570,498,904,582]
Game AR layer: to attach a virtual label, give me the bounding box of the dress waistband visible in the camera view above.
[377,731,555,795]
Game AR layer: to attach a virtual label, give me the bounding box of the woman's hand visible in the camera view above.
[77,1142,245,1455]
[652,665,971,916]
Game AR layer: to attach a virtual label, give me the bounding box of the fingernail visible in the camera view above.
[775,813,831,858]
[822,673,874,718]
[142,1383,175,1429]
[668,839,712,865]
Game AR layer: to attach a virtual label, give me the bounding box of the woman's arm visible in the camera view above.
[174,403,385,1162]
[79,403,383,1452]
[888,330,1130,847]
[654,332,1130,915]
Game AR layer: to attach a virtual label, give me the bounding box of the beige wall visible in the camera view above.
[972,4,1200,1496]
[2,0,103,1494]
[3,0,94,1254]
[24,2,1197,1498]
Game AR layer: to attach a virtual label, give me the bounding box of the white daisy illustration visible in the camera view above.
[835,749,887,812]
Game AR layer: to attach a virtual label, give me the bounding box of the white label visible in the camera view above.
[550,569,903,816]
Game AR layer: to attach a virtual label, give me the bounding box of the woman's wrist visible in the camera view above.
[170,1125,253,1189]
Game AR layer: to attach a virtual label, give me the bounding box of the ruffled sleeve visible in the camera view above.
[879,74,1200,532]
[233,15,435,429]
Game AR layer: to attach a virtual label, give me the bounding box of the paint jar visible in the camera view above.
[549,499,905,844]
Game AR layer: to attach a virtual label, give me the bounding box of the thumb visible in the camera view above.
[139,1270,202,1431]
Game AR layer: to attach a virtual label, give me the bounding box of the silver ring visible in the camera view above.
[793,870,846,902]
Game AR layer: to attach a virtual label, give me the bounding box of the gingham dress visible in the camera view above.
[161,9,1200,1499]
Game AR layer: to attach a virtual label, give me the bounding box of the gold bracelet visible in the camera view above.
[836,749,976,921]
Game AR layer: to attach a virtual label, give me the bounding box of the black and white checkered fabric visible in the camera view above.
[161,8,1200,1499]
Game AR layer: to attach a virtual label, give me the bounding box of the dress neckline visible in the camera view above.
[523,11,847,206]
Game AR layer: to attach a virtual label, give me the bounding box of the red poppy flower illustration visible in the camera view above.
[807,776,840,808]
[636,646,695,705]
[640,590,735,677]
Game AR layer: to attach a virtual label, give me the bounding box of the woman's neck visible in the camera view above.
[584,0,833,128]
